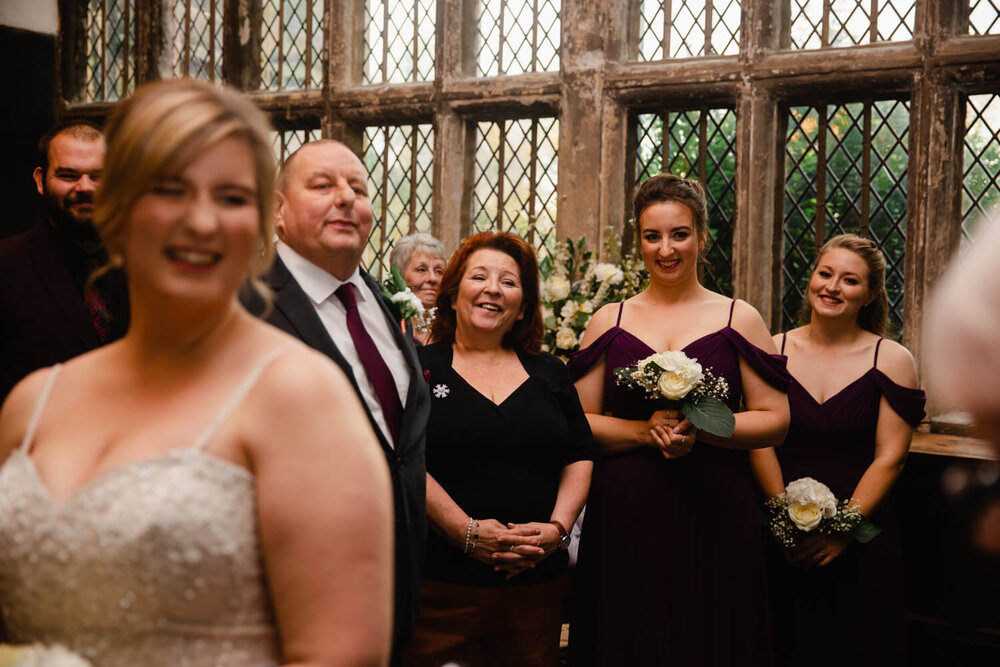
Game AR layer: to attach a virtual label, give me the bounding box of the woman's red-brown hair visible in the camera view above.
[431,231,544,354]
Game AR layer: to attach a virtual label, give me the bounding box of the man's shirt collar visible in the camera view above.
[276,241,368,306]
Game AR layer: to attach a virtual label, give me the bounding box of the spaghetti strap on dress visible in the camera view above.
[567,300,790,667]
[0,352,285,666]
[768,336,925,667]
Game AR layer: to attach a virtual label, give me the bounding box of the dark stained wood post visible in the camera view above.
[57,0,88,104]
[134,0,168,84]
[222,0,262,90]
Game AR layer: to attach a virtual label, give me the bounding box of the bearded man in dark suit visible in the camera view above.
[243,140,428,663]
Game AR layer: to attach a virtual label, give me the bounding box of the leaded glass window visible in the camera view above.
[261,0,324,90]
[637,0,741,61]
[170,0,224,81]
[84,0,135,102]
[477,0,560,76]
[364,0,436,84]
[963,94,1000,241]
[788,0,915,49]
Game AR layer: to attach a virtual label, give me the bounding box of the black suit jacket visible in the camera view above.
[243,256,429,651]
[0,222,127,405]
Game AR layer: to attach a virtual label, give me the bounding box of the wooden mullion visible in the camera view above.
[498,0,506,75]
[698,109,708,185]
[860,100,873,237]
[816,105,828,250]
[664,0,672,59]
[185,0,191,75]
[497,122,507,228]
[870,0,878,43]
[100,0,107,99]
[822,0,831,47]
[123,0,130,93]
[211,0,217,79]
[413,0,420,82]
[278,0,285,88]
[381,126,390,279]
[532,0,539,73]
[661,110,669,174]
[410,125,419,233]
[529,119,539,246]
[306,0,313,87]
[704,0,714,56]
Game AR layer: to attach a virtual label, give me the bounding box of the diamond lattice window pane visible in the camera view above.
[477,0,561,76]
[271,128,321,165]
[472,118,559,261]
[633,108,736,295]
[637,1,740,61]
[171,0,225,81]
[782,101,910,332]
[84,0,136,102]
[261,0,324,90]
[963,94,1000,242]
[362,124,435,279]
[789,0,914,49]
[970,0,1000,35]
[364,1,437,84]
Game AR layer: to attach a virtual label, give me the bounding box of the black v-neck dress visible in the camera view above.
[417,342,594,586]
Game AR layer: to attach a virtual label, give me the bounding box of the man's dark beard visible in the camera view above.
[41,187,100,246]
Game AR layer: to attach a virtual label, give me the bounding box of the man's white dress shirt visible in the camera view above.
[277,241,411,447]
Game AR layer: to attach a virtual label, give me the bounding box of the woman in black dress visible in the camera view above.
[405,231,593,667]
[750,234,924,666]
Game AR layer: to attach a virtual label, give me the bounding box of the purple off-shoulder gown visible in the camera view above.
[567,301,791,667]
[769,335,925,667]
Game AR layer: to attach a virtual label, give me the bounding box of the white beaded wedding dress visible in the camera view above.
[0,361,282,666]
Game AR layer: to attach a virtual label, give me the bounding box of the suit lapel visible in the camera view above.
[27,223,101,350]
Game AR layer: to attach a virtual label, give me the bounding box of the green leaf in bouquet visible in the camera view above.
[851,520,882,544]
[389,265,407,292]
[577,237,586,250]
[682,394,735,438]
[540,255,552,279]
[573,311,591,328]
[544,315,558,329]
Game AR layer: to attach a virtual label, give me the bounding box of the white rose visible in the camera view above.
[580,300,594,313]
[643,350,703,399]
[544,276,571,301]
[594,263,624,285]
[555,327,578,350]
[784,477,838,532]
[560,300,580,319]
[391,289,424,316]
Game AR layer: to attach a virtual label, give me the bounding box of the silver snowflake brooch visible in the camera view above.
[433,383,450,399]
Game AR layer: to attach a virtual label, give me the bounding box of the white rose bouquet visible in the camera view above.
[0,644,92,667]
[381,265,435,333]
[765,477,881,548]
[612,350,735,437]
[539,237,648,359]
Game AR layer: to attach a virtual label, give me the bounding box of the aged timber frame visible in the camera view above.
[57,0,1000,382]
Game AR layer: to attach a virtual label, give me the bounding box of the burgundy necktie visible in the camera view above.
[334,283,403,444]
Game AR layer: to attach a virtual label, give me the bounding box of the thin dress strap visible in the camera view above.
[19,365,63,454]
[873,337,884,369]
[191,350,284,452]
[780,332,788,355]
[616,302,624,326]
[727,299,737,327]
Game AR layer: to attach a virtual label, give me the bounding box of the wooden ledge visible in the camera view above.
[910,431,997,461]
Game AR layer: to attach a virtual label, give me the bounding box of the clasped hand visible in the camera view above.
[786,531,851,570]
[470,519,561,580]
[647,409,698,459]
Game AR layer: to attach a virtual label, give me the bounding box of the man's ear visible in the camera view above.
[33,167,45,196]
[273,191,287,237]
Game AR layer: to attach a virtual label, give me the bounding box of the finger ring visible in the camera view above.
[681,436,687,445]
[817,553,826,559]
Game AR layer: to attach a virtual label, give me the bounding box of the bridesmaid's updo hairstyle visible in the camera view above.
[800,233,890,337]
[431,231,544,355]
[94,78,277,301]
[633,173,709,246]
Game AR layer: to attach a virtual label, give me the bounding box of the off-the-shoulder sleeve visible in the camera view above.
[720,328,792,392]
[870,371,927,427]
[529,353,596,463]
[566,328,620,382]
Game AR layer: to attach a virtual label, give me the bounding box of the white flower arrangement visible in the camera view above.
[539,237,649,358]
[382,265,435,333]
[0,644,92,667]
[765,477,881,548]
[613,349,735,437]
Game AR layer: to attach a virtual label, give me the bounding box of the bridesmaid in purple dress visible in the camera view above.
[749,234,924,667]
[568,174,791,666]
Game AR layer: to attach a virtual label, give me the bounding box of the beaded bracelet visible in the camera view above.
[463,517,474,554]
[470,520,481,554]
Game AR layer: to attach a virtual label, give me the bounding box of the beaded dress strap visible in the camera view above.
[19,364,63,454]
[616,302,624,326]
[191,350,284,452]
[780,332,788,355]
[727,299,737,327]
[873,337,885,368]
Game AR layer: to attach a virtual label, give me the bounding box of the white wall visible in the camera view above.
[0,0,58,35]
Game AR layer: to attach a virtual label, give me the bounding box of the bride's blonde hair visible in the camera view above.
[94,78,277,300]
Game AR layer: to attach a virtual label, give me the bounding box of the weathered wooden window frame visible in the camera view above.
[57,1,1000,418]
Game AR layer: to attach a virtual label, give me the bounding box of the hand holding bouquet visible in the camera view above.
[766,477,880,548]
[614,350,735,438]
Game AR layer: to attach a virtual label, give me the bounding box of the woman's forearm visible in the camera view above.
[548,460,593,529]
[700,407,789,451]
[585,413,654,455]
[848,454,908,517]
[748,447,786,497]
[425,473,472,548]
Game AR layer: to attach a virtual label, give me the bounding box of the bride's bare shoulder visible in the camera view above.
[0,366,57,462]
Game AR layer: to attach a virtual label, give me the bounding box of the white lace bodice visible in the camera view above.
[0,361,282,666]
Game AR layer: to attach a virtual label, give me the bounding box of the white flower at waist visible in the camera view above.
[390,289,424,316]
[593,263,624,285]
[639,350,704,400]
[784,477,838,531]
[543,275,571,301]
[0,644,93,666]
[555,327,578,350]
